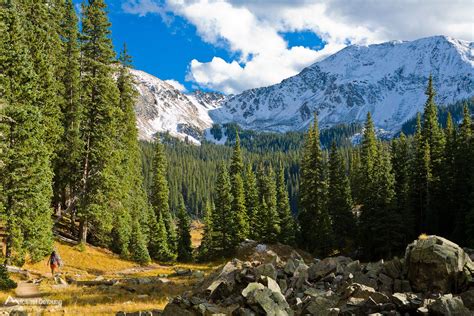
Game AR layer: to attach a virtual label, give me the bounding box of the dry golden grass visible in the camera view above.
[191,220,204,248]
[4,236,222,315]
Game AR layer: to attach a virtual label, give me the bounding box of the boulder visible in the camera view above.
[255,263,277,280]
[428,294,471,316]
[383,258,403,279]
[391,292,423,311]
[460,289,474,310]
[405,235,473,293]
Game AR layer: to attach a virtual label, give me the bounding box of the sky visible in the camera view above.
[84,0,474,95]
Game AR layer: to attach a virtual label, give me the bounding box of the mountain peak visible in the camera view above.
[210,36,473,133]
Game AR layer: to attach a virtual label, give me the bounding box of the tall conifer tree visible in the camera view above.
[229,133,249,243]
[299,115,332,256]
[176,194,192,262]
[212,163,233,255]
[328,142,355,253]
[0,1,53,263]
[78,0,121,243]
[276,164,296,245]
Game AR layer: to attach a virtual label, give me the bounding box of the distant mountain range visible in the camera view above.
[132,36,474,143]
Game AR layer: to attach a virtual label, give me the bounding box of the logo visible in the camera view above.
[4,296,62,307]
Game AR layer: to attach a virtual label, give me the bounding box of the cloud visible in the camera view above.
[124,0,474,94]
[164,79,187,93]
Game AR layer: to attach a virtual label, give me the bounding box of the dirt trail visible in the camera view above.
[15,281,41,298]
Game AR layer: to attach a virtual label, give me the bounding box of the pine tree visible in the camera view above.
[176,194,193,262]
[276,164,296,245]
[298,115,332,256]
[359,113,399,258]
[20,0,63,154]
[410,114,431,234]
[53,0,83,215]
[78,0,121,243]
[111,44,151,261]
[391,133,414,244]
[455,104,473,244]
[150,140,177,259]
[0,0,53,264]
[129,218,151,265]
[257,164,280,243]
[198,200,214,260]
[328,142,355,253]
[439,113,456,238]
[148,212,173,261]
[420,75,445,234]
[212,163,233,255]
[229,133,249,243]
[244,164,260,240]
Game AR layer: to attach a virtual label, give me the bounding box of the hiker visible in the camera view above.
[47,251,61,277]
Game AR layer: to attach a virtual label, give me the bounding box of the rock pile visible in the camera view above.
[162,235,473,315]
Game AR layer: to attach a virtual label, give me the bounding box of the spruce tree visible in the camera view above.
[298,115,332,256]
[410,114,431,234]
[391,133,414,244]
[440,113,456,238]
[328,142,355,253]
[244,164,260,240]
[0,0,54,264]
[78,0,121,243]
[150,140,177,259]
[198,200,214,260]
[148,212,173,261]
[257,164,280,243]
[20,0,63,154]
[421,75,445,234]
[176,194,193,262]
[109,44,152,261]
[129,218,151,265]
[54,0,83,215]
[455,104,473,244]
[276,164,296,245]
[229,133,249,243]
[359,113,399,258]
[212,163,233,255]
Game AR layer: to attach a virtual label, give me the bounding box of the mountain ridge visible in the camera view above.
[132,35,474,142]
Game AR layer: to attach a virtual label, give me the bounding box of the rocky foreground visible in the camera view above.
[161,236,474,315]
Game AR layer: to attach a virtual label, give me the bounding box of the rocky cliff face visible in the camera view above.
[210,36,474,133]
[131,69,224,143]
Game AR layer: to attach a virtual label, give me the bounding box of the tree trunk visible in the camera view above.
[79,218,88,244]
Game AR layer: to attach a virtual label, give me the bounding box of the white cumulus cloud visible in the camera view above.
[123,0,474,94]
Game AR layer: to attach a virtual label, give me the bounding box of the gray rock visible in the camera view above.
[242,282,265,298]
[428,294,471,315]
[365,260,384,279]
[391,292,423,311]
[256,263,278,280]
[305,296,336,316]
[405,235,473,293]
[383,258,403,279]
[352,271,378,289]
[460,289,474,310]
[284,259,296,275]
[308,259,337,281]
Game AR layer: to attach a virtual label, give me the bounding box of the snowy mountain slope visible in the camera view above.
[210,36,474,132]
[131,69,224,142]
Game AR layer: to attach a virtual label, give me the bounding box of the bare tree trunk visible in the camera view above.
[79,218,88,244]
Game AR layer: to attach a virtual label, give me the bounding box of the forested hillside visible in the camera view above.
[1,0,473,268]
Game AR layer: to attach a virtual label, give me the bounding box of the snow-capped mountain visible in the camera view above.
[210,36,474,132]
[131,69,224,143]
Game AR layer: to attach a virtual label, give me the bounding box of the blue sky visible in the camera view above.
[75,1,473,94]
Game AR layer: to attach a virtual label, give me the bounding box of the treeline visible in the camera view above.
[140,135,302,216]
[0,0,185,265]
[198,134,297,259]
[298,77,474,259]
